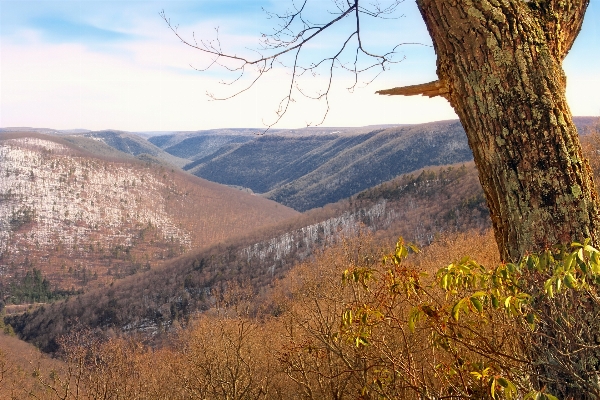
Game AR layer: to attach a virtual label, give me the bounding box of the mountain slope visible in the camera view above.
[185,120,473,210]
[0,132,298,294]
[187,133,379,193]
[0,129,190,167]
[266,121,473,210]
[0,331,65,396]
[163,134,254,161]
[75,130,190,167]
[174,118,597,211]
[7,162,491,352]
[7,118,594,214]
[148,129,257,161]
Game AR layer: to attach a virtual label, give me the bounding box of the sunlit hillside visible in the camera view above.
[0,327,65,398]
[0,133,298,296]
[7,161,493,352]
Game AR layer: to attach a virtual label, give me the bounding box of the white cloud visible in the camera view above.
[0,9,453,132]
[1,0,597,131]
[566,75,600,117]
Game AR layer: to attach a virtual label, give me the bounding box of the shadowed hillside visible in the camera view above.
[160,117,598,211]
[185,120,474,210]
[148,129,256,161]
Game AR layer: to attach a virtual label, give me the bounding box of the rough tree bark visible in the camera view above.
[380,0,600,262]
[380,2,600,397]
[169,1,600,396]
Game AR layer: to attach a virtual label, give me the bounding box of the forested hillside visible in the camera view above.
[1,231,502,400]
[0,132,298,299]
[7,118,596,214]
[12,120,600,351]
[146,125,392,159]
[2,120,599,398]
[7,162,491,352]
[148,129,256,161]
[73,130,189,167]
[186,120,474,210]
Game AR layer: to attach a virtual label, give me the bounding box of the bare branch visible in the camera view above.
[161,6,356,67]
[207,61,271,101]
[162,0,420,131]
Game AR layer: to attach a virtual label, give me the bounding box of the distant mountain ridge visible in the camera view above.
[181,117,598,211]
[184,120,473,210]
[160,134,255,161]
[0,128,189,168]
[74,130,190,167]
[4,117,597,213]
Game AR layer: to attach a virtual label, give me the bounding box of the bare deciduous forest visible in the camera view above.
[0,123,598,398]
[0,231,503,399]
[0,133,298,298]
[2,0,600,397]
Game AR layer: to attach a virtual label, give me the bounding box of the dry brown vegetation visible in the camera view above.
[0,230,503,399]
[0,132,298,295]
[0,330,65,399]
[6,162,492,353]
[580,120,600,184]
[3,121,599,398]
[12,226,592,398]
[2,193,597,398]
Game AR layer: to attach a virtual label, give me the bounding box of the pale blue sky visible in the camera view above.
[1,0,598,131]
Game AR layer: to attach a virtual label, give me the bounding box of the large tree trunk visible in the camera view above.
[413,1,600,398]
[414,0,599,262]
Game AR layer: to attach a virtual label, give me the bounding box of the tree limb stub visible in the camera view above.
[376,80,449,98]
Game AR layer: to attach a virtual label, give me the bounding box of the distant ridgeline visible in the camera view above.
[7,163,491,352]
[5,118,597,214]
[165,117,595,212]
[181,121,474,211]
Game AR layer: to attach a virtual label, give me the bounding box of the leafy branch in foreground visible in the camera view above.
[340,238,600,399]
[18,232,600,399]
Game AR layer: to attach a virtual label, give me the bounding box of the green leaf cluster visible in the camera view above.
[338,237,600,399]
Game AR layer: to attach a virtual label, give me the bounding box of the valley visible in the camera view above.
[0,132,298,297]
[6,162,491,352]
[1,117,598,398]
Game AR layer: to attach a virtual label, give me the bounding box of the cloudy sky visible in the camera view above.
[1,0,599,131]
